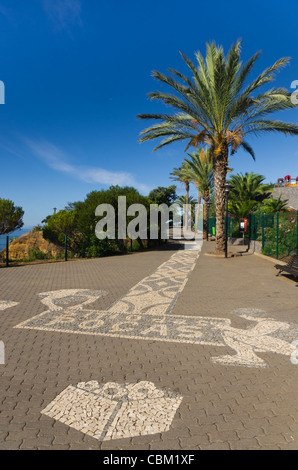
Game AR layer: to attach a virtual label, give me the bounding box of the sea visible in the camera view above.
[0,227,33,250]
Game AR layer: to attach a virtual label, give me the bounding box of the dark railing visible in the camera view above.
[208,211,298,261]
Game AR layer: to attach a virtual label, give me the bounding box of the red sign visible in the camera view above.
[239,218,248,233]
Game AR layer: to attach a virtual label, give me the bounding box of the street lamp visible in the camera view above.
[223,183,232,258]
[206,200,211,241]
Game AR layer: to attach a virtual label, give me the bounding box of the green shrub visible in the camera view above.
[132,240,140,251]
[258,213,297,258]
[84,238,121,258]
[27,248,49,261]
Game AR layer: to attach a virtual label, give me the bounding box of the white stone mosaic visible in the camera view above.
[14,250,298,368]
[15,302,298,368]
[38,289,108,312]
[41,381,183,441]
[0,300,19,310]
[107,249,200,316]
[210,308,298,368]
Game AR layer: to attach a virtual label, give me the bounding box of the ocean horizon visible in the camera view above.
[0,226,34,248]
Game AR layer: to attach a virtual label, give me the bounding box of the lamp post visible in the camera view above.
[224,183,232,258]
[206,201,211,242]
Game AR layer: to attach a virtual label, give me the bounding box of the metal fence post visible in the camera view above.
[276,212,279,260]
[6,235,9,267]
[65,234,68,262]
[251,213,255,240]
[261,212,265,251]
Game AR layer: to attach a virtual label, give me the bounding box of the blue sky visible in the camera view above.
[0,0,298,226]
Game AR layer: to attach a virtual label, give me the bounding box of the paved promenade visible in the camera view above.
[0,240,297,450]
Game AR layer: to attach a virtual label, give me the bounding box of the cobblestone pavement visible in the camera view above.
[0,240,297,450]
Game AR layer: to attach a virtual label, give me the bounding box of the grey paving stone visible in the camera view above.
[0,240,297,450]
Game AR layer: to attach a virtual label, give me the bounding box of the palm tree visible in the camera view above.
[228,200,258,219]
[227,172,276,218]
[170,161,192,229]
[228,172,272,205]
[183,147,214,239]
[260,194,289,213]
[138,40,298,252]
[176,194,197,229]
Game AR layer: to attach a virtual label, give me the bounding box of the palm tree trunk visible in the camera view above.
[213,146,228,252]
[195,188,201,233]
[198,190,202,205]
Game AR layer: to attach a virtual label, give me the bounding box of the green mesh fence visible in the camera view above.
[208,216,245,238]
[250,211,298,261]
[208,211,298,261]
[208,217,216,237]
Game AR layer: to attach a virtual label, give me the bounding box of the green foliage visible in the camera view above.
[0,198,24,235]
[228,200,259,219]
[42,185,153,258]
[170,164,191,197]
[228,173,272,205]
[84,236,120,258]
[227,174,289,220]
[32,225,43,232]
[252,212,297,259]
[258,195,289,213]
[227,172,275,218]
[148,185,178,230]
[148,185,177,206]
[132,240,140,251]
[75,185,151,255]
[176,195,197,227]
[138,41,298,251]
[42,209,78,252]
[138,41,298,154]
[208,194,216,218]
[27,248,49,261]
[44,210,76,237]
[176,195,197,207]
[184,147,214,199]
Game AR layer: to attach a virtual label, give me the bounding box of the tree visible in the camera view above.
[41,186,153,256]
[228,173,272,205]
[42,209,79,251]
[170,163,192,229]
[148,185,177,206]
[184,147,214,239]
[75,185,152,254]
[176,194,197,229]
[0,198,24,235]
[228,200,258,219]
[148,185,178,237]
[227,172,273,218]
[259,194,289,213]
[138,40,298,252]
